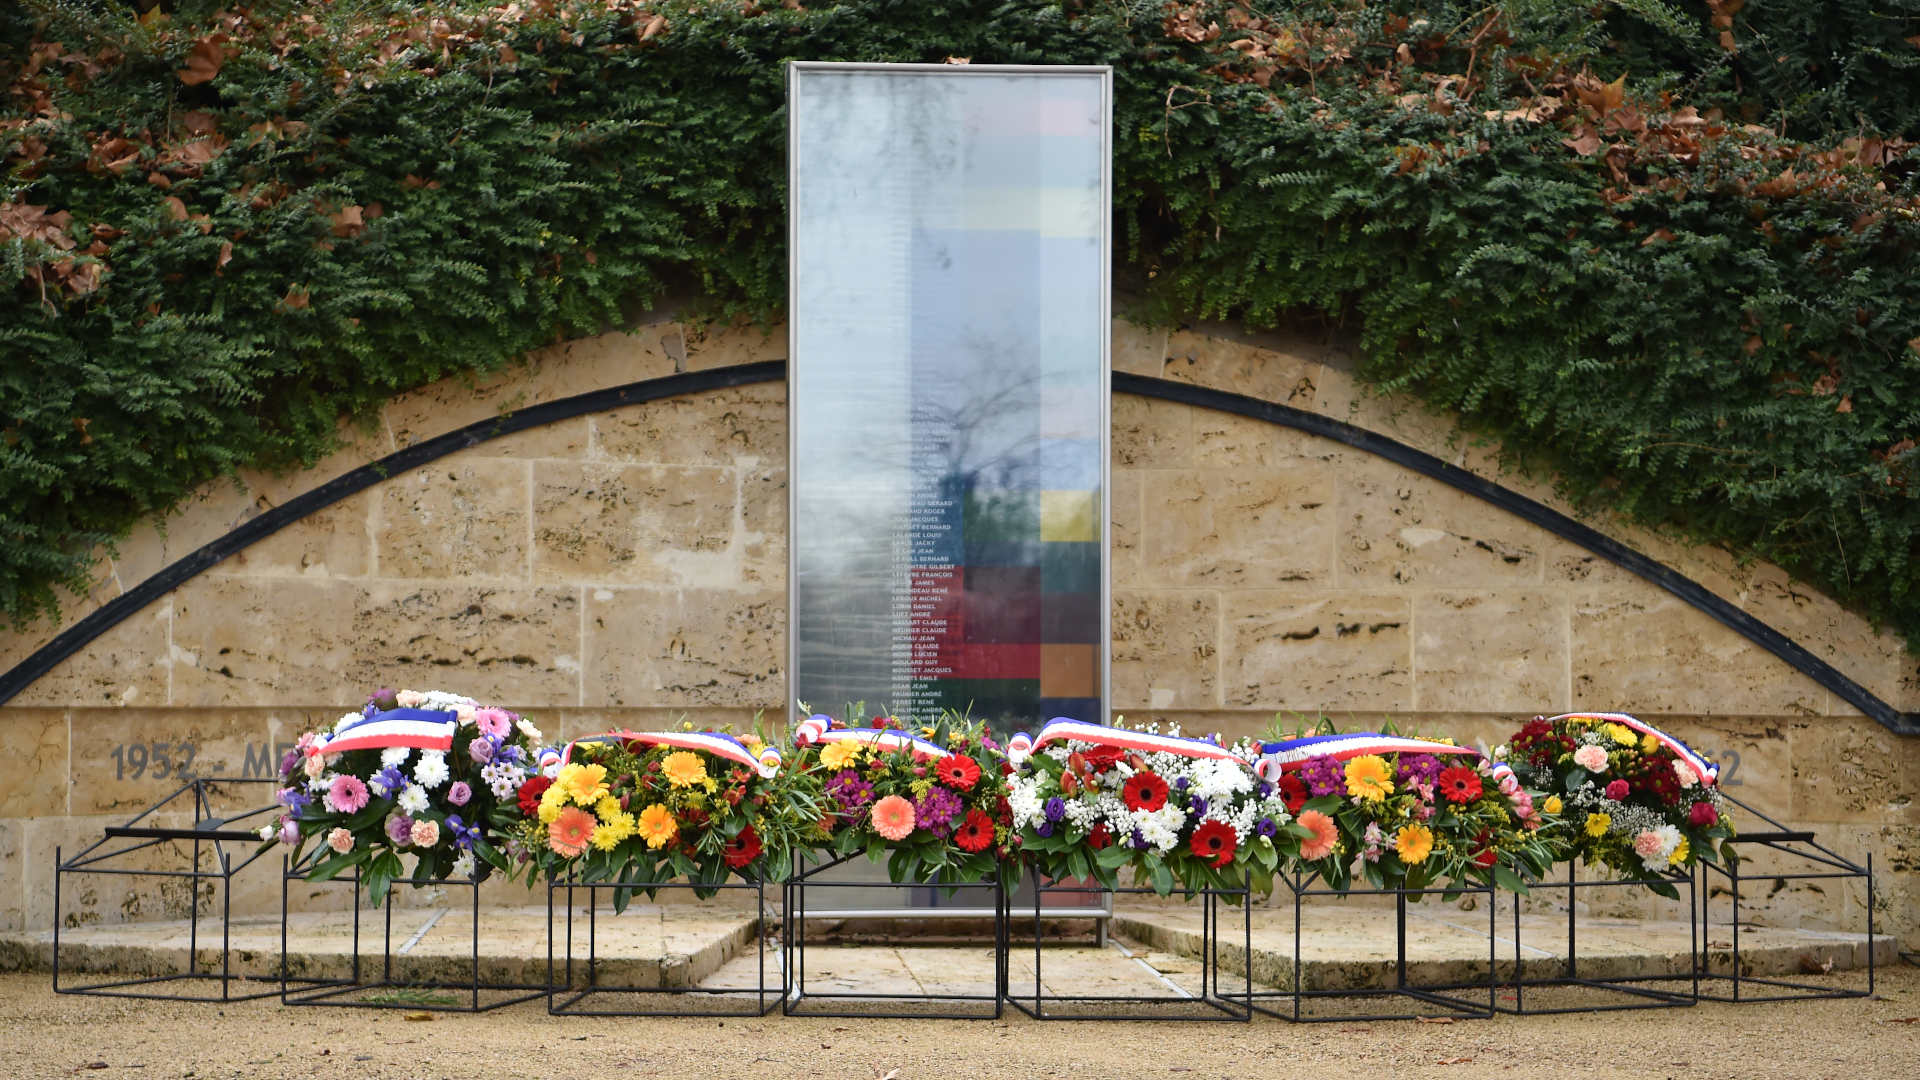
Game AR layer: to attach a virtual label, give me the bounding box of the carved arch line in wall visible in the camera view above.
[2,362,1912,734]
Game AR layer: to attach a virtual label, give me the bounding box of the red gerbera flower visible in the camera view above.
[722,824,763,869]
[953,809,995,853]
[1437,766,1483,804]
[1189,820,1238,868]
[516,775,553,817]
[1276,773,1307,814]
[935,754,982,791]
[1121,771,1170,812]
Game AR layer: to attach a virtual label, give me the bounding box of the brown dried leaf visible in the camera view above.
[216,241,233,270]
[1835,396,1853,414]
[180,111,218,136]
[178,38,225,86]
[1414,1015,1455,1024]
[162,196,188,222]
[146,171,172,189]
[282,287,310,310]
[638,14,667,41]
[1640,228,1676,247]
[1562,130,1603,156]
[329,204,366,238]
[1743,336,1763,356]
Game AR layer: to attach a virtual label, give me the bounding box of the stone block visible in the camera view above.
[236,415,394,506]
[1110,317,1168,377]
[547,707,768,745]
[67,709,269,817]
[1413,591,1567,714]
[28,813,205,931]
[1221,592,1412,712]
[1112,591,1219,711]
[5,596,169,710]
[1142,467,1335,588]
[374,459,530,581]
[171,578,354,707]
[350,583,583,708]
[210,489,373,580]
[1571,591,1826,716]
[1787,716,1919,825]
[737,467,788,591]
[1339,456,1548,589]
[582,588,783,709]
[1639,716,1793,818]
[593,382,787,468]
[1110,394,1192,469]
[1110,470,1142,588]
[1160,327,1326,407]
[0,711,65,818]
[683,318,786,371]
[1189,409,1347,471]
[0,818,19,932]
[474,416,592,460]
[531,462,740,587]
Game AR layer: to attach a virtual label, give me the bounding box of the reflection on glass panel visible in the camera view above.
[790,66,1109,737]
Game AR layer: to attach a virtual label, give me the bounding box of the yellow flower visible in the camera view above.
[596,795,623,820]
[636,803,678,849]
[557,762,610,806]
[590,824,622,852]
[538,800,562,825]
[1543,795,1564,816]
[1585,812,1611,838]
[1394,823,1435,864]
[818,739,863,771]
[1641,733,1660,755]
[1344,755,1395,802]
[1668,838,1690,866]
[661,751,708,789]
[1607,724,1638,747]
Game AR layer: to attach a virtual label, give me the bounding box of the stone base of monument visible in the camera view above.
[546,875,780,1016]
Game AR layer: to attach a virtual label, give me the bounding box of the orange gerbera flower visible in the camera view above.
[1297,809,1339,861]
[661,751,707,789]
[557,762,610,806]
[548,806,597,858]
[636,803,678,849]
[871,795,915,841]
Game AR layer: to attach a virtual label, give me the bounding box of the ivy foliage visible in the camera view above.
[3,1,1917,653]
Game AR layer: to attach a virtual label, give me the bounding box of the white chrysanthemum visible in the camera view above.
[450,851,477,879]
[334,712,361,733]
[306,776,330,795]
[517,718,544,744]
[413,751,450,789]
[397,784,430,815]
[380,746,411,767]
[1189,759,1252,802]
[418,690,476,712]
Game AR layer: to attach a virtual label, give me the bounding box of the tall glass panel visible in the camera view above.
[788,64,1110,734]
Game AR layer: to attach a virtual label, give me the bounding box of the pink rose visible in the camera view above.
[1497,772,1522,797]
[1572,745,1609,773]
[1689,802,1718,827]
[1604,779,1630,801]
[473,708,512,738]
[326,827,355,854]
[325,774,370,814]
[410,819,441,848]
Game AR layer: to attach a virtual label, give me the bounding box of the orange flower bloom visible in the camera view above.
[548,806,597,858]
[871,795,915,841]
[1297,809,1339,861]
[636,803,678,849]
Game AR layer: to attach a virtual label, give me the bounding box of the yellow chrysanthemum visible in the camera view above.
[1394,823,1435,864]
[818,739,863,770]
[1585,812,1612,838]
[661,751,708,789]
[1344,755,1395,802]
[1668,838,1690,866]
[538,800,562,825]
[1607,723,1638,747]
[596,795,623,820]
[590,824,622,852]
[1543,795,1564,816]
[557,762,610,806]
[636,803,678,849]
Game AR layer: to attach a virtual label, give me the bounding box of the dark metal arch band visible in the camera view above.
[4,362,1910,735]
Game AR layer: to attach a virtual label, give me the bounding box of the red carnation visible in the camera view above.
[1437,766,1483,804]
[1087,822,1112,850]
[1689,801,1718,827]
[1189,820,1238,868]
[935,754,982,791]
[1121,771,1170,812]
[1083,745,1125,774]
[954,809,995,853]
[1276,773,1307,814]
[1605,779,1631,801]
[722,824,763,869]
[516,775,553,816]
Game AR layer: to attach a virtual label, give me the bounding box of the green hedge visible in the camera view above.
[3,1,1916,654]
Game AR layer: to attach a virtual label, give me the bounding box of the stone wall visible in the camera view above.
[2,316,1914,943]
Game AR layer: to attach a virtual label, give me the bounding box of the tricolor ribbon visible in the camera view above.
[1546,712,1717,786]
[1006,717,1243,768]
[1252,732,1480,781]
[792,714,949,760]
[560,730,780,778]
[318,708,459,755]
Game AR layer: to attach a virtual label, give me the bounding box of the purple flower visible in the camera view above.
[278,817,299,845]
[1042,796,1067,823]
[1256,780,1273,798]
[468,736,495,765]
[447,781,472,807]
[446,815,481,850]
[913,785,964,838]
[495,745,524,766]
[1300,755,1346,799]
[826,770,875,815]
[1034,820,1054,838]
[278,749,301,779]
[1395,754,1445,786]
[385,814,414,846]
[369,765,406,799]
[1173,776,1190,791]
[1188,796,1209,817]
[1255,817,1278,838]
[367,687,398,712]
[1130,828,1150,851]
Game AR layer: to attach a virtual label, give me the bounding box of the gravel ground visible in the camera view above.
[3,967,1918,1080]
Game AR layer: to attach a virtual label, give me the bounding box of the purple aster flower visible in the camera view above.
[1395,754,1445,786]
[1255,817,1278,838]
[913,785,964,838]
[1300,755,1345,799]
[1043,796,1067,823]
[278,749,301,779]
[385,814,414,846]
[447,781,472,807]
[1034,820,1054,838]
[1188,796,1209,817]
[826,770,876,816]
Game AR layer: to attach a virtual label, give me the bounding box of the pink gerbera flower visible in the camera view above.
[473,707,512,738]
[325,774,369,814]
[871,795,915,841]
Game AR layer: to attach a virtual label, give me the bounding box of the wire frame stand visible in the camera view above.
[280,858,543,1012]
[53,777,311,1002]
[1428,861,1698,1015]
[1005,874,1251,1021]
[1220,868,1498,1022]
[547,872,782,1016]
[783,852,1006,1019]
[1692,793,1876,1003]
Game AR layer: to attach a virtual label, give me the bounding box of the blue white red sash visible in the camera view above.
[319,708,458,754]
[792,714,950,760]
[561,730,780,778]
[1251,732,1479,781]
[1006,717,1243,768]
[1546,712,1718,786]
